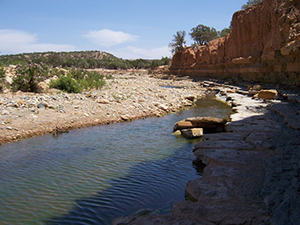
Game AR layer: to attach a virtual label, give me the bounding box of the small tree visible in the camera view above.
[169,31,186,54]
[218,28,232,37]
[0,67,6,92]
[190,24,218,46]
[12,62,48,92]
[242,0,263,9]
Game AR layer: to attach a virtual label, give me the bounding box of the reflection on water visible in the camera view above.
[0,98,231,225]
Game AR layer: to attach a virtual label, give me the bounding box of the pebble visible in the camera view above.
[2,110,9,115]
[0,70,206,146]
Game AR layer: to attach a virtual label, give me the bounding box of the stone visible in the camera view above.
[173,130,181,136]
[121,115,130,121]
[173,121,194,132]
[2,110,9,115]
[181,128,203,138]
[37,81,48,92]
[17,99,25,106]
[174,117,227,133]
[37,102,46,109]
[97,98,110,104]
[156,103,169,111]
[257,89,278,100]
[185,95,196,101]
[186,117,227,133]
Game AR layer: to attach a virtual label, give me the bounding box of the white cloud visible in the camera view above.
[83,29,139,47]
[112,46,171,59]
[0,29,75,54]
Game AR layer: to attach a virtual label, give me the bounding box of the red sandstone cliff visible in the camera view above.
[169,0,300,86]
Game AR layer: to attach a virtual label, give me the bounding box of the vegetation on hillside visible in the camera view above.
[169,25,232,54]
[0,51,171,94]
[0,67,6,91]
[189,25,219,46]
[5,62,107,93]
[0,51,171,70]
[242,0,264,9]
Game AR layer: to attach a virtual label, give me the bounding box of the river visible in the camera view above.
[0,98,231,225]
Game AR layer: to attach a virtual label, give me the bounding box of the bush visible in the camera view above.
[50,69,106,93]
[0,67,6,92]
[78,71,105,90]
[50,74,82,93]
[12,62,48,92]
[242,0,263,9]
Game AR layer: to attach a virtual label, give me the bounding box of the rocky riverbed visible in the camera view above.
[0,70,205,145]
[113,81,300,225]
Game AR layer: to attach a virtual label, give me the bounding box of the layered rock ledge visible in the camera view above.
[113,81,300,224]
[169,0,300,86]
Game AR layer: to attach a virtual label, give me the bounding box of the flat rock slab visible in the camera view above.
[257,89,278,99]
[193,148,275,165]
[185,116,227,125]
[174,116,227,133]
[186,172,265,202]
[193,138,255,151]
[172,199,268,225]
[270,102,300,130]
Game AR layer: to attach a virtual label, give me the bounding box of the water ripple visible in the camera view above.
[0,98,232,225]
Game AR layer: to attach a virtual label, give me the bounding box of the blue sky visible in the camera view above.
[0,0,245,59]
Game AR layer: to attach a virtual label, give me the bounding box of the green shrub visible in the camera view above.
[49,70,106,93]
[0,67,6,91]
[50,73,82,93]
[78,71,105,90]
[12,62,48,92]
[69,68,85,80]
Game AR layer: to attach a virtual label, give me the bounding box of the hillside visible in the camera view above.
[169,0,300,86]
[0,50,170,69]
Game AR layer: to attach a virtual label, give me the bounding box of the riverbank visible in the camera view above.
[113,81,300,224]
[0,70,206,145]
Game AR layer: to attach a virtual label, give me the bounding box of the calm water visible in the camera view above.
[0,98,231,225]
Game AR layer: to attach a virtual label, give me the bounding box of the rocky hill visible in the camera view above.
[0,50,118,61]
[0,50,170,69]
[169,0,300,86]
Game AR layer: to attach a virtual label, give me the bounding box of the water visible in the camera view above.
[0,98,231,225]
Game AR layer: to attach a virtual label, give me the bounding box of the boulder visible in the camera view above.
[37,81,48,93]
[173,130,182,136]
[186,117,227,133]
[181,128,203,139]
[97,98,110,104]
[173,121,194,132]
[257,89,278,100]
[173,117,227,133]
[248,85,262,95]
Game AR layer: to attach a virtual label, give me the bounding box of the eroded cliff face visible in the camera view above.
[170,0,300,86]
